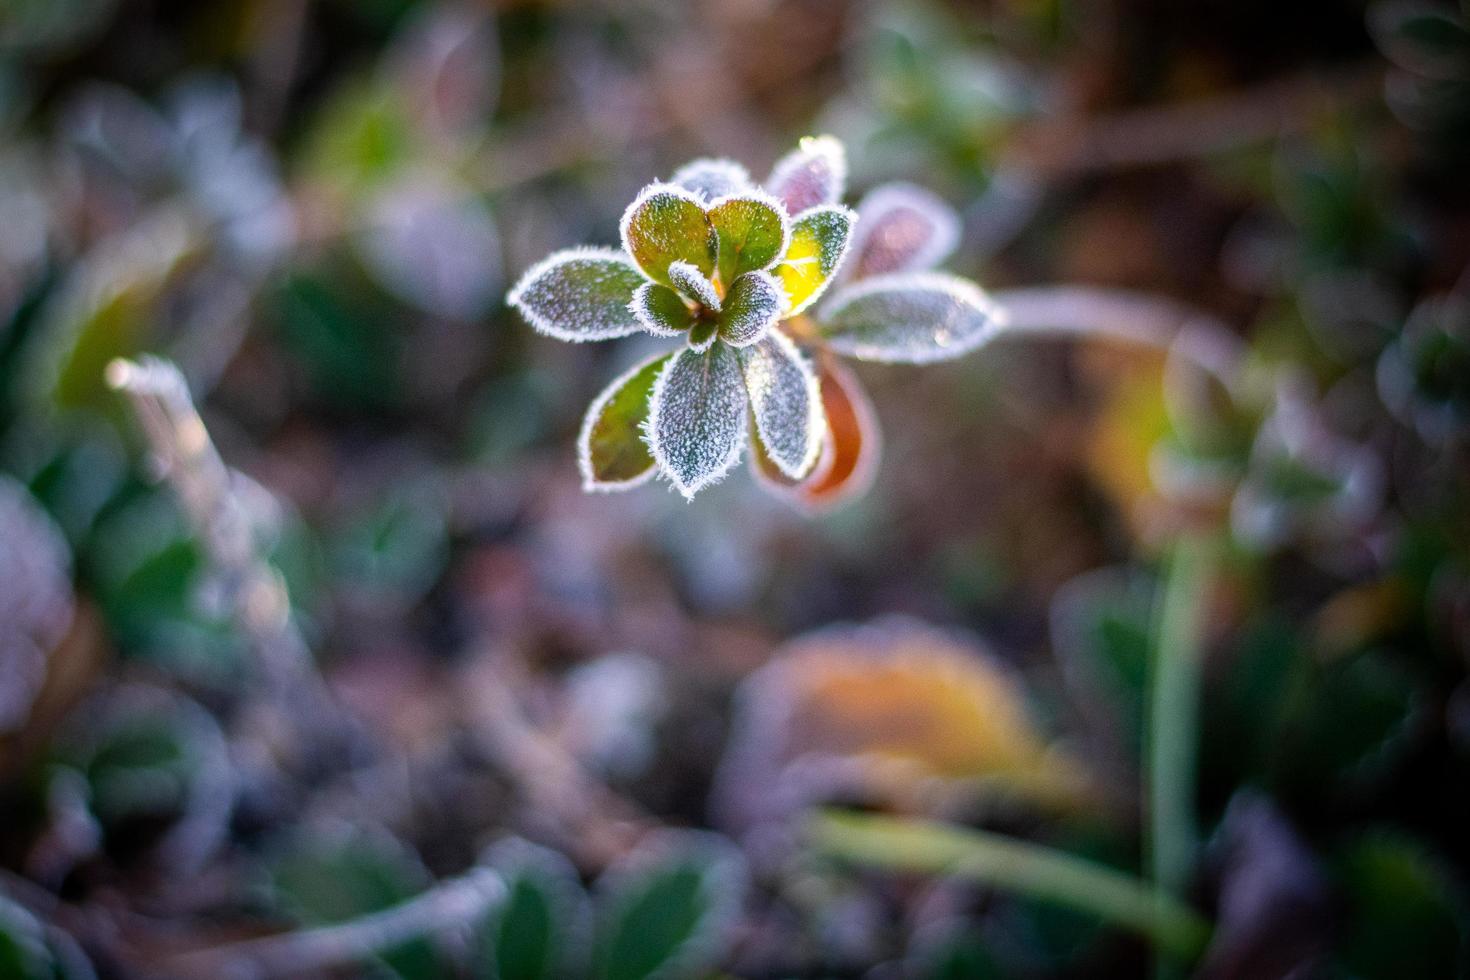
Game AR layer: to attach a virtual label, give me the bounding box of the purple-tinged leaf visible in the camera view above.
[847,182,961,279]
[765,135,847,214]
[669,157,753,202]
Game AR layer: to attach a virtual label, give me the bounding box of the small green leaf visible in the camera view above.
[717,271,784,348]
[819,272,1004,363]
[619,184,715,286]
[270,829,441,979]
[667,261,721,312]
[765,135,847,214]
[578,353,670,491]
[739,330,823,479]
[707,193,789,286]
[594,833,745,980]
[669,158,752,202]
[773,205,855,315]
[687,318,719,353]
[509,248,646,342]
[630,283,695,337]
[477,839,589,980]
[1334,833,1467,978]
[648,344,748,498]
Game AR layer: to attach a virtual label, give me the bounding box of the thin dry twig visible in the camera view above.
[106,356,320,701]
[460,654,655,869]
[991,286,1244,383]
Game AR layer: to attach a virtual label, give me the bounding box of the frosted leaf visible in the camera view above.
[668,260,721,311]
[706,191,790,286]
[578,352,671,491]
[847,182,961,279]
[739,331,823,479]
[718,270,785,348]
[509,247,646,342]
[619,182,715,286]
[819,272,1006,363]
[669,157,753,202]
[632,282,696,336]
[765,135,847,214]
[751,357,880,511]
[687,318,719,353]
[648,343,749,498]
[774,205,856,316]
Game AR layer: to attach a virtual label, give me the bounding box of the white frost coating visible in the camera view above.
[647,344,750,498]
[765,135,847,214]
[668,260,721,311]
[818,272,1008,364]
[718,270,785,348]
[619,181,711,281]
[739,330,823,479]
[670,158,753,202]
[507,246,645,342]
[577,351,668,493]
[845,182,961,280]
[706,187,792,275]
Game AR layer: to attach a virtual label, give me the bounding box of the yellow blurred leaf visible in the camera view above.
[715,619,1088,829]
[1079,342,1171,535]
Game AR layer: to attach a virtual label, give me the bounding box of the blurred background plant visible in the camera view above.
[0,0,1468,977]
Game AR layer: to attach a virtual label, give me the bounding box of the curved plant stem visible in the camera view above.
[808,810,1212,961]
[1147,533,1217,978]
[989,286,1243,380]
[162,866,505,978]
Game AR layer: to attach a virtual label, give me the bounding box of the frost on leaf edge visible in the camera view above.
[719,269,788,349]
[765,134,848,210]
[818,270,1010,364]
[618,181,712,280]
[846,181,962,279]
[742,329,826,480]
[645,346,750,500]
[577,350,671,493]
[669,157,754,202]
[705,187,794,277]
[629,282,693,337]
[668,260,722,312]
[507,246,646,343]
[781,204,859,317]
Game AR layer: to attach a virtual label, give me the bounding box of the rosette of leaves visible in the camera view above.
[509,135,1005,503]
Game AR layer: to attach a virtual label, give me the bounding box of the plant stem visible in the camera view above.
[808,810,1212,960]
[1147,533,1215,976]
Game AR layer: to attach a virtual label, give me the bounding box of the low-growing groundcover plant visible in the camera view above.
[509,135,1003,503]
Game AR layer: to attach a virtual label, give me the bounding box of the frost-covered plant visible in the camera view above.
[508,136,1005,502]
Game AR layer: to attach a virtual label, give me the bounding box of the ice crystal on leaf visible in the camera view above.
[507,136,1006,504]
